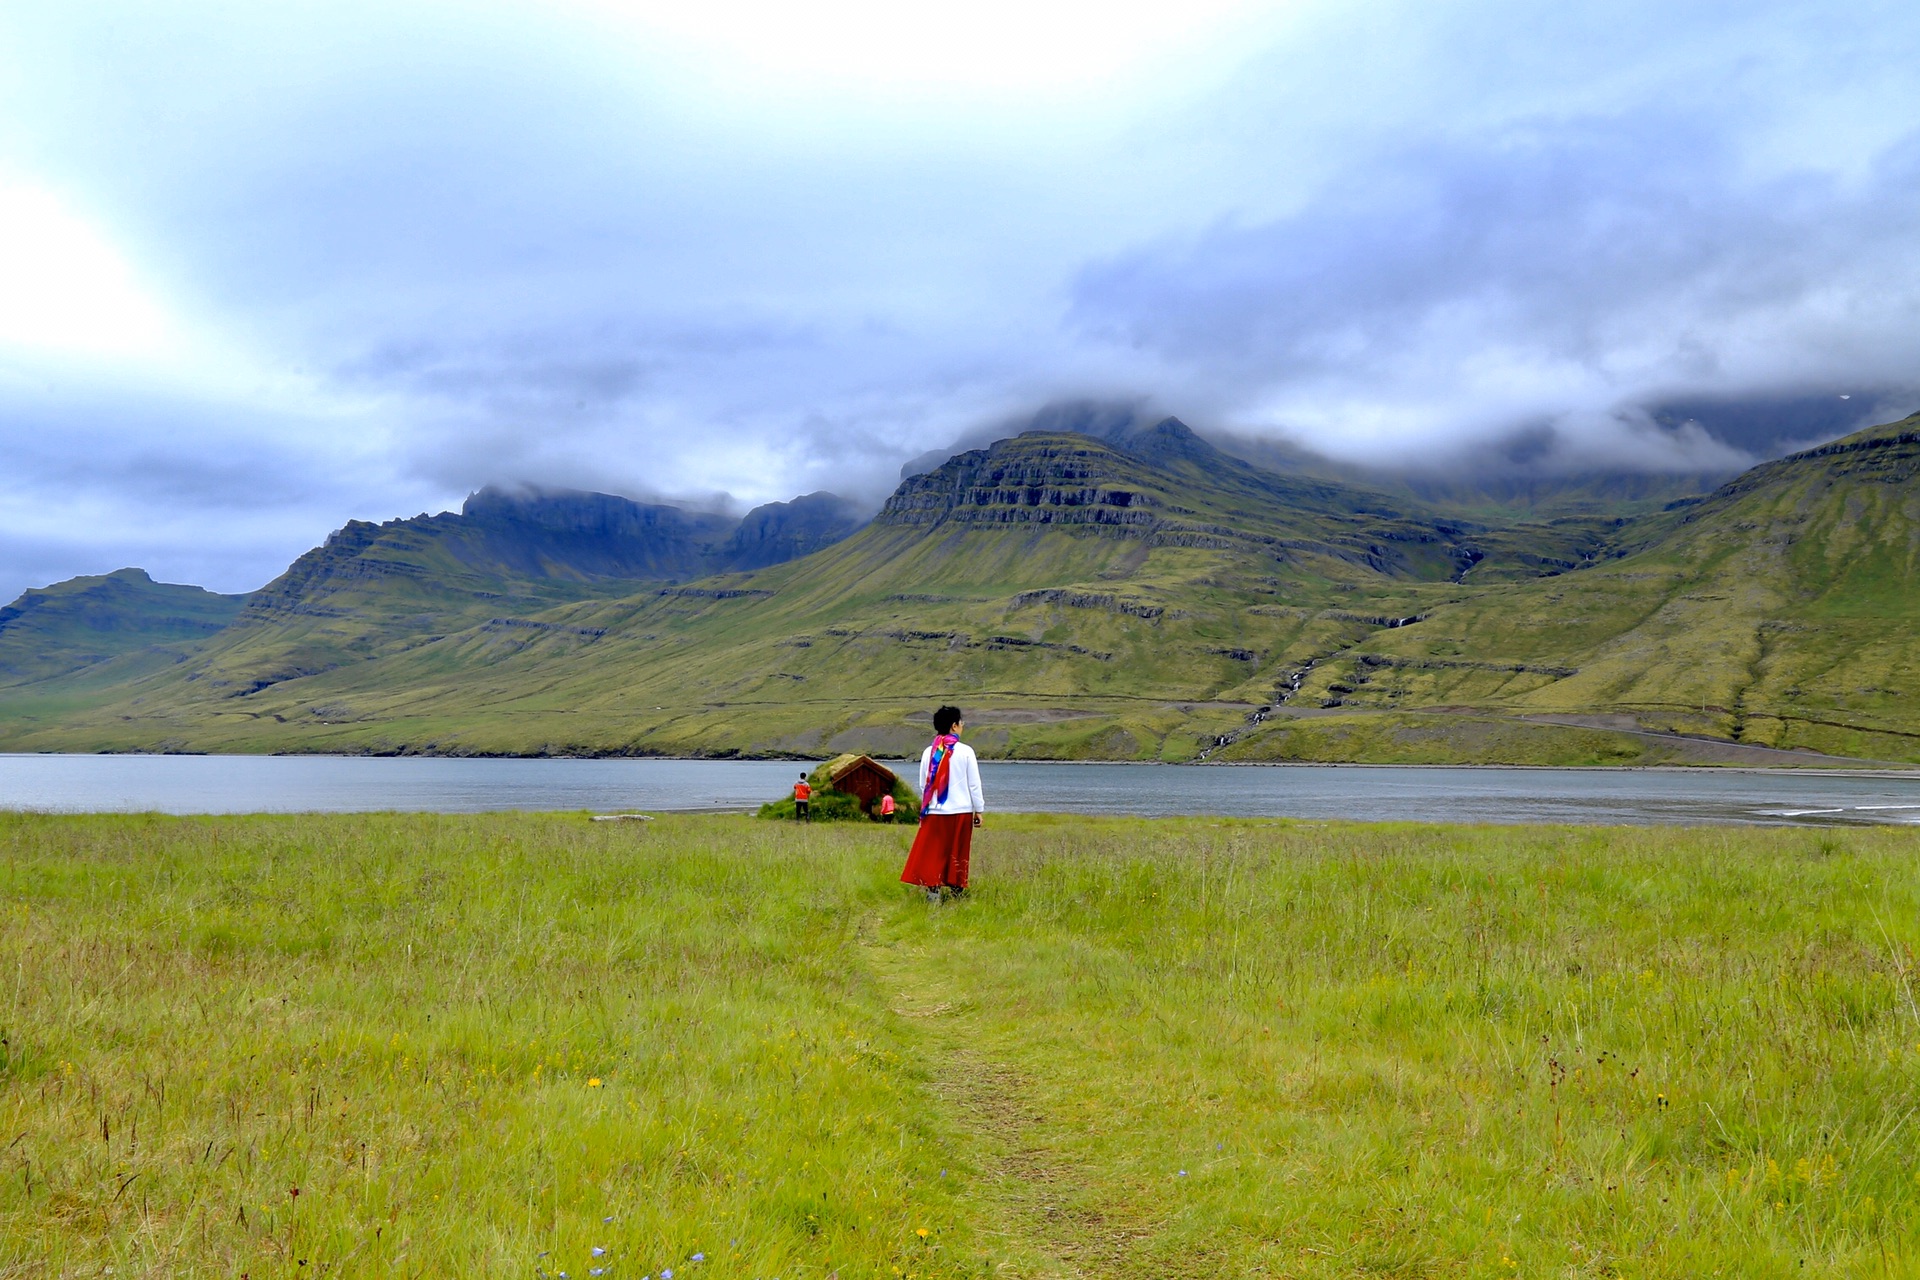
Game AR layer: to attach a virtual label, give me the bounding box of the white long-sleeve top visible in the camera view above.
[918,740,985,815]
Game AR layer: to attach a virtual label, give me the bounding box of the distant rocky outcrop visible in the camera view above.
[248,485,871,611]
[720,491,870,571]
[877,418,1462,562]
[454,487,741,581]
[880,436,1162,531]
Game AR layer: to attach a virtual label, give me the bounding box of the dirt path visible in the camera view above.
[863,930,1156,1279]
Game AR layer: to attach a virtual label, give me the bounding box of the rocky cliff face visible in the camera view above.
[225,483,873,642]
[873,423,1535,579]
[246,485,870,616]
[720,491,870,571]
[454,487,739,581]
[879,436,1163,531]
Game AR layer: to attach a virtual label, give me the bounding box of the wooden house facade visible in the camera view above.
[822,753,899,813]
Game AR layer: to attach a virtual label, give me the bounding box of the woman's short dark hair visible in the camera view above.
[933,705,964,734]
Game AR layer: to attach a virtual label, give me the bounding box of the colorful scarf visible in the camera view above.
[922,733,960,811]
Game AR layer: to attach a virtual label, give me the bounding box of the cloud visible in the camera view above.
[1069,18,1920,465]
[0,372,446,600]
[2,0,1920,599]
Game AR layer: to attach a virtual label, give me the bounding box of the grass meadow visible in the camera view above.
[4,811,1920,1277]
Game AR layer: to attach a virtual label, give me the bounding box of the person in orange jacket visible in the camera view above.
[793,772,811,821]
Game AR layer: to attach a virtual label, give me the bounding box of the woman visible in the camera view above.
[899,705,985,902]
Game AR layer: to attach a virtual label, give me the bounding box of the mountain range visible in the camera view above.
[3,412,1917,766]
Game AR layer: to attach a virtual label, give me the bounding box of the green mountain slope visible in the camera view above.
[6,415,1918,766]
[0,568,248,688]
[133,486,863,698]
[0,422,1712,762]
[1241,412,1920,761]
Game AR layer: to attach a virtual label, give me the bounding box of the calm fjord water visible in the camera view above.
[4,754,1920,826]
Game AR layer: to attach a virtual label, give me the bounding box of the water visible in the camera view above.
[4,753,1920,826]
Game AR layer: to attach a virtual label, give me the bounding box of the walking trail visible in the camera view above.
[861,915,1169,1280]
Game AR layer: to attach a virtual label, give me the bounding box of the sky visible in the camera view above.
[2,0,1919,600]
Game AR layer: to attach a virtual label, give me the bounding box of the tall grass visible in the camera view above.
[900,817,1920,1276]
[2,813,965,1278]
[4,812,1919,1276]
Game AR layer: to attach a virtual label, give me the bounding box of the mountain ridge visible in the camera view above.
[903,400,1741,518]
[3,413,1918,766]
[1246,411,1920,761]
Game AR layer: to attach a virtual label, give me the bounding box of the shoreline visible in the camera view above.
[4,749,1919,778]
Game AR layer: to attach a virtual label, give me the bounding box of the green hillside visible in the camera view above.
[3,415,1918,765]
[1237,412,1920,762]
[0,568,247,688]
[0,484,869,751]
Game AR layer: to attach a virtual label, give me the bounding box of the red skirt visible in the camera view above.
[900,813,974,889]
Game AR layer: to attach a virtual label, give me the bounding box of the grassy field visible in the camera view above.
[6,812,1920,1277]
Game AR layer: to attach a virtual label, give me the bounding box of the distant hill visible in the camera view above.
[449,486,868,580]
[883,417,1627,582]
[0,568,248,688]
[449,486,739,580]
[0,485,868,747]
[2,415,1916,766]
[1258,411,1920,761]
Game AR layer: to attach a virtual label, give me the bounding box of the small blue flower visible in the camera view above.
[1177,1170,1187,1177]
[591,1271,605,1277]
[604,1216,614,1224]
[663,1270,673,1279]
[592,1248,606,1258]
[691,1254,704,1263]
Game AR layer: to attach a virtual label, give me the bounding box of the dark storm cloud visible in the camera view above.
[3,0,1920,601]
